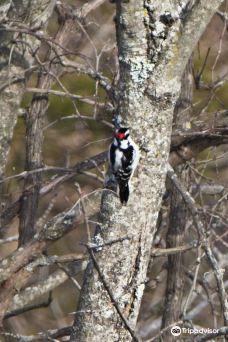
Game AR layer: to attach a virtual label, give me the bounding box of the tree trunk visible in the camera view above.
[161,60,193,342]
[71,1,223,341]
[17,1,76,245]
[0,0,55,178]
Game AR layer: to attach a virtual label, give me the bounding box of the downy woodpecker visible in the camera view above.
[109,127,139,204]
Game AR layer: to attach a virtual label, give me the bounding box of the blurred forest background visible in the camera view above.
[1,0,228,341]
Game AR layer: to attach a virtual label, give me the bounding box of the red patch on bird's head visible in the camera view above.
[115,132,125,140]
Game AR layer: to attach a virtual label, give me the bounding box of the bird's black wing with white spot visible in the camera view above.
[116,145,135,182]
[109,143,116,167]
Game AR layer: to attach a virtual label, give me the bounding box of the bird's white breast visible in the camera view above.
[119,139,129,149]
[114,149,124,171]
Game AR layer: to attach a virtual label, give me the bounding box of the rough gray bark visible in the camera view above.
[71,1,223,341]
[0,0,55,178]
[18,91,49,245]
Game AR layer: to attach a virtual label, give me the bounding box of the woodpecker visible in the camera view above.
[109,127,140,204]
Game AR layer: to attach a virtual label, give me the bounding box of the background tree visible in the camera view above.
[0,0,228,341]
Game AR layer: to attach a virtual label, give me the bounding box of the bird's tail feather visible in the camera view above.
[119,182,129,204]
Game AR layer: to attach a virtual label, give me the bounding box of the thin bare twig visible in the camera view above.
[26,87,112,110]
[151,242,198,257]
[182,247,203,319]
[4,292,52,320]
[57,263,81,291]
[194,48,211,89]
[87,235,132,250]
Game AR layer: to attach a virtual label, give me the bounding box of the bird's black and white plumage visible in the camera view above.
[109,127,139,204]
